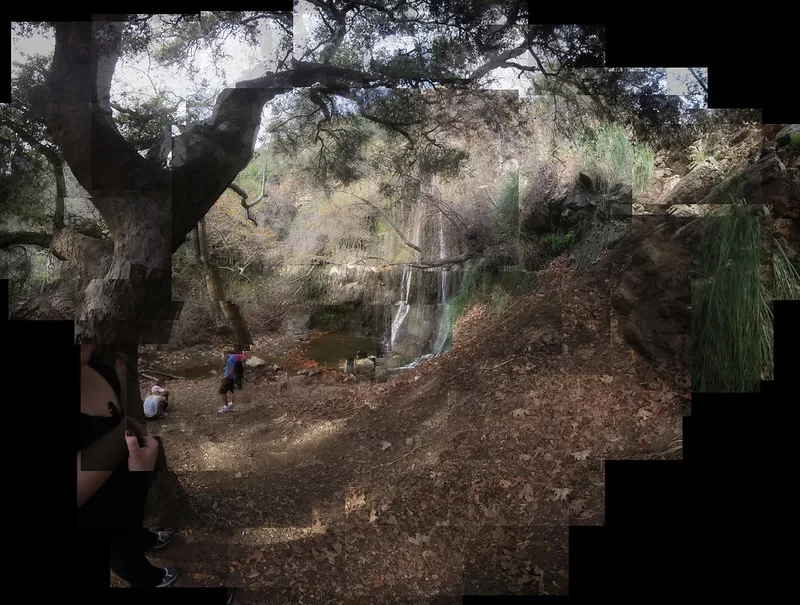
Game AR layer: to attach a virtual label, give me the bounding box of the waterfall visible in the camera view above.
[389,264,412,350]
[438,212,447,304]
[389,204,424,352]
[432,212,451,355]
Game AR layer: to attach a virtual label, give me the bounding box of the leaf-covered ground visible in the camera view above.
[119,258,689,602]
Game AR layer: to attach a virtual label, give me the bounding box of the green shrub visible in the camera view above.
[540,232,575,256]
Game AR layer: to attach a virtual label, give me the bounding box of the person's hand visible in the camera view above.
[125,432,159,471]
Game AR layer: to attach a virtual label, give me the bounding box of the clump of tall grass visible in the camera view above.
[577,123,630,191]
[577,122,654,195]
[632,142,655,195]
[773,239,800,300]
[787,132,800,157]
[572,208,618,271]
[492,172,521,240]
[691,201,764,392]
[756,240,800,381]
[488,285,512,314]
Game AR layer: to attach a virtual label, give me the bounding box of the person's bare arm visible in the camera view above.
[77,452,115,508]
[77,420,127,507]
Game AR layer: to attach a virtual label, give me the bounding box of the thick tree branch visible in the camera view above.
[688,67,708,93]
[28,21,166,205]
[407,252,475,269]
[0,227,112,280]
[308,0,352,64]
[468,39,531,81]
[50,228,114,277]
[351,253,475,269]
[0,231,53,251]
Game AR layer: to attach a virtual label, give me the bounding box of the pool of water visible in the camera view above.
[179,362,224,380]
[300,333,381,368]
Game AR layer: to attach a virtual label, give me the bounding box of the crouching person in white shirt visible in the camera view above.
[143,389,168,421]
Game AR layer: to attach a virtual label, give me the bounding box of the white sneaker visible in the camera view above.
[218,403,234,413]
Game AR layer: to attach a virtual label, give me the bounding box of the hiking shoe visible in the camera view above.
[150,530,171,550]
[156,566,179,587]
[218,403,234,414]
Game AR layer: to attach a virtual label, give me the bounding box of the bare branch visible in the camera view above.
[331,188,422,254]
[228,182,260,226]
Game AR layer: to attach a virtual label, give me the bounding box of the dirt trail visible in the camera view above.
[120,258,689,602]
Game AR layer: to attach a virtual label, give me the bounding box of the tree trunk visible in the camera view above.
[196,217,252,348]
[74,194,180,344]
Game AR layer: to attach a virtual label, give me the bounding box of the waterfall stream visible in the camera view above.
[386,206,456,366]
[389,203,424,352]
[432,212,451,355]
[389,263,412,351]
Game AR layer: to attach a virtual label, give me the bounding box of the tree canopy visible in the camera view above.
[1,5,718,342]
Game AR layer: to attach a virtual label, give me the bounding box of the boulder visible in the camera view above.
[775,124,800,148]
[658,163,724,206]
[578,172,596,192]
[354,358,375,375]
[607,182,633,204]
[657,174,683,201]
[245,356,267,368]
[666,204,705,218]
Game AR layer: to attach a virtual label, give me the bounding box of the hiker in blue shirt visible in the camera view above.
[218,351,237,414]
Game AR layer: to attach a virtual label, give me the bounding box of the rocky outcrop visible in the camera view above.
[534,173,633,232]
[729,128,750,146]
[698,151,793,210]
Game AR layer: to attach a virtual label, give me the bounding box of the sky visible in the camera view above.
[10,13,706,148]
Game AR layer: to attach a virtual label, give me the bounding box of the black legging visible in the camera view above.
[94,472,165,587]
[109,527,164,587]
